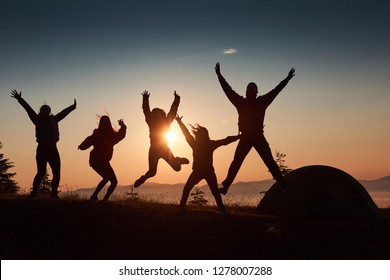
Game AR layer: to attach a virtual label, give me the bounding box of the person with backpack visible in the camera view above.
[11,89,76,198]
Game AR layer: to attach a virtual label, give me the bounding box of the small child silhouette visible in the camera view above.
[176,115,240,212]
[79,116,127,200]
[134,90,189,188]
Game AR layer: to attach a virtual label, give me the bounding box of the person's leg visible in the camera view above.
[221,137,252,194]
[180,172,202,208]
[134,147,159,188]
[48,146,61,198]
[206,171,226,212]
[103,164,118,200]
[31,145,48,197]
[254,135,288,190]
[90,163,110,200]
[91,179,109,200]
[162,146,189,172]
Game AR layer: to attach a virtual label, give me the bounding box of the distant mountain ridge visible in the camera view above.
[70,176,390,201]
[359,175,390,192]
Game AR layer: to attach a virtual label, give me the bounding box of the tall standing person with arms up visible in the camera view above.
[11,89,77,198]
[214,63,295,194]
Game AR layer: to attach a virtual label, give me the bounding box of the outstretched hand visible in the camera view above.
[288,68,295,79]
[73,99,77,107]
[175,114,183,123]
[118,119,125,127]
[215,62,221,75]
[173,90,179,98]
[141,90,150,97]
[11,89,22,100]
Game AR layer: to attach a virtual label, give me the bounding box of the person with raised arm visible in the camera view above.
[214,63,295,194]
[133,90,189,188]
[176,115,240,212]
[11,89,77,198]
[79,116,127,201]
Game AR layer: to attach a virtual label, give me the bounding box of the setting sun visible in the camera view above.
[165,130,176,147]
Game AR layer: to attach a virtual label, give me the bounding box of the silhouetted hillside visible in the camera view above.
[1,196,390,260]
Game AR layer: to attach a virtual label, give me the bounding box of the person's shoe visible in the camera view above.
[179,157,190,165]
[179,204,186,211]
[218,187,228,195]
[133,177,145,188]
[89,195,98,201]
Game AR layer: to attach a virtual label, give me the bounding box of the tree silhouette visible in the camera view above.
[126,185,139,201]
[275,150,293,176]
[189,187,208,206]
[33,169,52,195]
[0,142,19,194]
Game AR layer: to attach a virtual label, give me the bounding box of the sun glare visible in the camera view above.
[165,131,176,146]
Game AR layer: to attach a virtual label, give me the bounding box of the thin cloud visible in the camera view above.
[223,48,238,55]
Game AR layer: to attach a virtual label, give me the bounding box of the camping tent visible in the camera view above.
[256,165,380,221]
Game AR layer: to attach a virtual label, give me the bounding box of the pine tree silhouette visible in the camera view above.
[0,142,19,194]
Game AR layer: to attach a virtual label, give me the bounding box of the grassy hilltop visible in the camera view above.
[1,196,390,260]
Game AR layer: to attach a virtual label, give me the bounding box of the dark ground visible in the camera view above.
[1,196,390,260]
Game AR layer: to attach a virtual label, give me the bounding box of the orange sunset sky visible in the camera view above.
[1,0,389,192]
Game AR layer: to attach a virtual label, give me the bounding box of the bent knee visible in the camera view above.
[111,178,118,186]
[173,165,181,172]
[145,170,157,177]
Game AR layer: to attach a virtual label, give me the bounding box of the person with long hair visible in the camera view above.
[214,63,295,194]
[176,115,240,212]
[11,89,76,198]
[133,90,189,188]
[79,116,126,200]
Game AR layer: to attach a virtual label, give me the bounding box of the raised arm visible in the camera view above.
[214,134,240,148]
[214,63,241,106]
[261,68,295,105]
[55,99,77,122]
[167,91,180,123]
[141,90,152,121]
[78,134,94,150]
[113,119,127,144]
[175,115,195,147]
[11,89,38,125]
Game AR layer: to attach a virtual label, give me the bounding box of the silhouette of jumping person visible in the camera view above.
[214,63,295,194]
[134,90,189,188]
[176,115,240,212]
[78,116,127,201]
[11,89,76,198]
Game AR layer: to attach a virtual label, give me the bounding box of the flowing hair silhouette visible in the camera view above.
[176,115,240,212]
[79,115,127,200]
